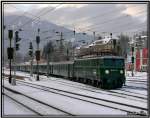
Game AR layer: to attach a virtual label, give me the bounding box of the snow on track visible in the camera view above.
[3,70,148,115]
[3,89,68,115]
[3,95,36,115]
[3,80,126,115]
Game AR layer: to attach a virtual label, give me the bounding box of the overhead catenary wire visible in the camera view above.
[4,4,147,45]
[6,4,55,27]
[12,4,63,31]
[74,9,146,33]
[89,19,146,34]
[64,5,141,29]
[4,3,146,37]
[77,10,146,32]
[32,5,143,34]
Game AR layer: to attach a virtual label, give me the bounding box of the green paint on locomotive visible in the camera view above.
[74,56,125,89]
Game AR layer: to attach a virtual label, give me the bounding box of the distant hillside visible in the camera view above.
[4,15,93,56]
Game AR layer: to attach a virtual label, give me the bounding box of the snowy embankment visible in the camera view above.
[3,69,148,115]
[3,80,126,115]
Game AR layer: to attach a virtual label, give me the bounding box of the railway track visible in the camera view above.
[126,81,147,86]
[126,79,147,83]
[40,76,147,100]
[3,86,73,116]
[3,73,147,101]
[3,93,41,115]
[4,70,147,95]
[124,85,147,90]
[4,78,147,116]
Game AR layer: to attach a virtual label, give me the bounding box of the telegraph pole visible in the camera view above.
[56,32,64,61]
[7,30,13,84]
[93,31,95,41]
[112,33,116,55]
[36,28,40,81]
[13,31,17,85]
[73,29,75,60]
[131,46,134,77]
[29,42,33,77]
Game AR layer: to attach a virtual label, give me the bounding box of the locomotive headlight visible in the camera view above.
[105,70,109,74]
[120,70,123,74]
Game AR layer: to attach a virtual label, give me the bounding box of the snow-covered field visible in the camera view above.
[3,95,36,115]
[2,69,148,116]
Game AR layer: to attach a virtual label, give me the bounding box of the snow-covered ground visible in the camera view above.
[2,69,148,116]
[3,95,36,115]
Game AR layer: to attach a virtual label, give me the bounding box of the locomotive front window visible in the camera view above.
[104,58,124,67]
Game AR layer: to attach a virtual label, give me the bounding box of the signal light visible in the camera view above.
[16,44,19,50]
[29,42,33,49]
[36,50,40,61]
[132,56,134,63]
[8,30,13,39]
[36,36,40,44]
[132,47,134,52]
[15,31,21,51]
[29,50,33,56]
[7,47,14,59]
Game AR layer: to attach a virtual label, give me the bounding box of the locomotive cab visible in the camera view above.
[100,56,125,89]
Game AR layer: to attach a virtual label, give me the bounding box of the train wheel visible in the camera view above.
[97,81,101,87]
[87,79,90,85]
[86,79,88,84]
[83,79,87,84]
[76,77,79,82]
[93,80,97,87]
[90,80,94,86]
[81,78,84,83]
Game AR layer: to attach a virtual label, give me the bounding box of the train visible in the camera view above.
[15,56,126,89]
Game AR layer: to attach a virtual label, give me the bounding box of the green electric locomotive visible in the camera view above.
[15,56,125,89]
[74,56,125,89]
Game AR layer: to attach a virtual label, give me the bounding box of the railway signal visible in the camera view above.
[7,30,13,84]
[12,30,21,86]
[15,31,21,51]
[29,42,33,56]
[36,29,40,81]
[113,39,116,55]
[29,42,33,77]
[131,46,134,77]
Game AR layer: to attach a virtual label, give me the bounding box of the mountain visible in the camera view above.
[4,15,93,57]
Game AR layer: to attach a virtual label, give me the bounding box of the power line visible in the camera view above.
[13,4,62,30]
[79,10,145,31]
[76,10,146,33]
[92,20,146,34]
[7,4,53,27]
[67,5,141,28]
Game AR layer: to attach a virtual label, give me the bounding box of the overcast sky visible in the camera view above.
[4,2,147,36]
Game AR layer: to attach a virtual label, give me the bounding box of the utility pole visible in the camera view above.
[46,41,53,77]
[47,52,50,77]
[36,28,40,81]
[112,33,116,55]
[93,31,96,41]
[7,30,13,84]
[67,48,69,61]
[131,46,134,77]
[12,31,21,85]
[73,29,75,60]
[29,42,33,77]
[56,32,64,61]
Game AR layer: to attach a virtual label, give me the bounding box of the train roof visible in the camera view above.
[75,56,124,61]
[16,56,124,66]
[88,37,118,47]
[49,61,74,65]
